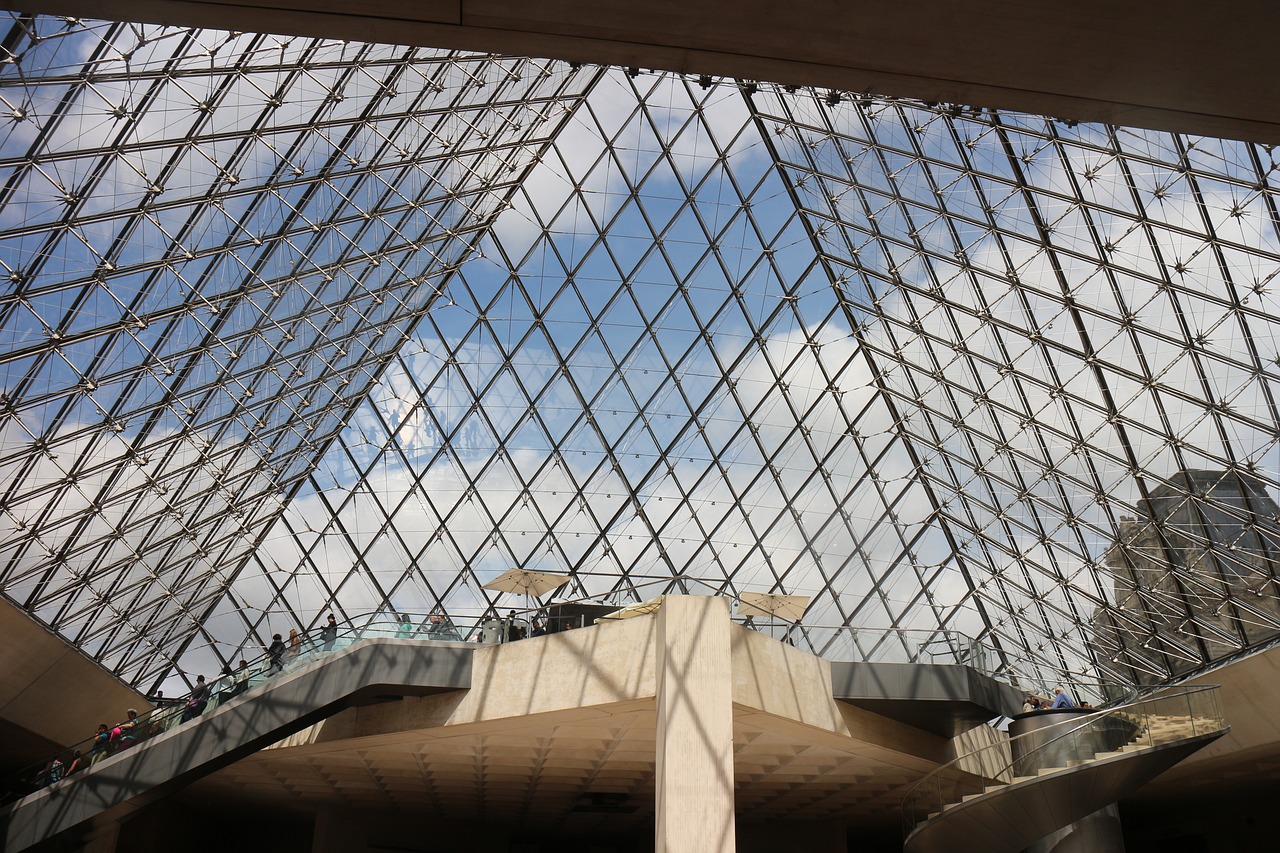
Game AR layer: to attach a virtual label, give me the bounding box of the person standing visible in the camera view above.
[506,610,525,642]
[181,675,209,722]
[267,633,286,672]
[320,613,338,651]
[222,659,251,699]
[1051,686,1076,709]
[285,629,302,665]
[90,724,111,764]
[113,708,140,751]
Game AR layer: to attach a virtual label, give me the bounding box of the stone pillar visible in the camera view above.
[655,596,736,853]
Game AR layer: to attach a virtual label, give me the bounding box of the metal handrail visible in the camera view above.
[900,684,1227,840]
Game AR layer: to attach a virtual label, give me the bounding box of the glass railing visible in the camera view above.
[899,684,1227,840]
[0,611,487,807]
[530,580,999,676]
[2,585,1135,808]
[547,582,1144,708]
[748,624,1132,708]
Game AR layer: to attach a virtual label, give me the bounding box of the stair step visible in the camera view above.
[911,708,1221,833]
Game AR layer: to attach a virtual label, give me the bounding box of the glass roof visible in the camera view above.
[1,14,1278,696]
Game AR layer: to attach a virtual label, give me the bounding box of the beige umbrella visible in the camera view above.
[737,592,811,621]
[482,568,569,599]
[597,596,665,620]
[738,592,810,639]
[482,569,570,636]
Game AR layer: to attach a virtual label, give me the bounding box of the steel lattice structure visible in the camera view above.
[0,14,1277,696]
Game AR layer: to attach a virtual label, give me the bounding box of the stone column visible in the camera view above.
[655,596,736,853]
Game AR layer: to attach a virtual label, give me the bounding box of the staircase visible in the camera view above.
[902,686,1229,853]
[1,639,473,853]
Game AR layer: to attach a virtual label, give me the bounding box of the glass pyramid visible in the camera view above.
[1,14,1278,697]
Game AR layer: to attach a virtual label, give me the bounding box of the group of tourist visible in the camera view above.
[37,708,140,786]
[394,612,462,640]
[1022,686,1094,712]
[475,610,579,644]
[26,608,561,795]
[39,705,148,788]
[262,613,341,671]
[28,617,336,793]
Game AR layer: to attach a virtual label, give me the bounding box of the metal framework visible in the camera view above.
[0,14,1277,696]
